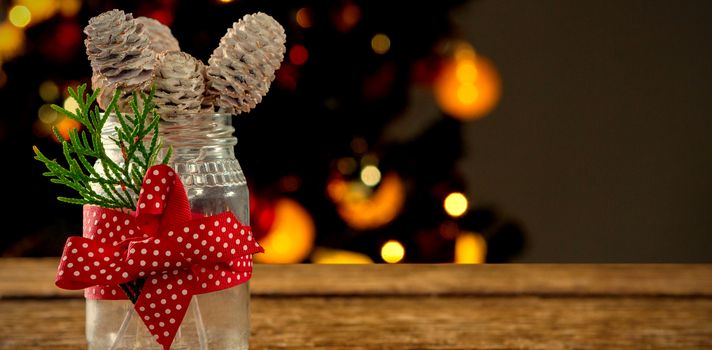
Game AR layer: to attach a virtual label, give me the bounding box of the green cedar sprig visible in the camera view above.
[33,84,173,210]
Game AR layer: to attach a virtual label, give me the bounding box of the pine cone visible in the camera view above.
[84,10,155,90]
[152,51,206,116]
[91,72,140,112]
[135,17,180,54]
[206,12,286,114]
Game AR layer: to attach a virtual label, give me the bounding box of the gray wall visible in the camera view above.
[453,1,712,262]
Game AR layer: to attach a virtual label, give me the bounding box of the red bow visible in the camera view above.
[55,164,263,350]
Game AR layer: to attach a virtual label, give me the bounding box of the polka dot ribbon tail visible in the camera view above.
[55,164,263,350]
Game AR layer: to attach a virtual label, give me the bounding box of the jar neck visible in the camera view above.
[101,113,238,162]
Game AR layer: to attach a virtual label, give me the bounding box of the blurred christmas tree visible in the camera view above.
[1,0,525,263]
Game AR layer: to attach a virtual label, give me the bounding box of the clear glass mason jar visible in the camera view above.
[87,114,250,350]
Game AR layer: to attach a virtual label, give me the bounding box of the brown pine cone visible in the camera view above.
[84,10,155,91]
[206,12,286,114]
[152,51,206,116]
[135,17,180,54]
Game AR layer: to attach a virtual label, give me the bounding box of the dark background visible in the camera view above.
[1,0,711,262]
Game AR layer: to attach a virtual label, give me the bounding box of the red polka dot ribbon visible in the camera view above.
[55,164,263,350]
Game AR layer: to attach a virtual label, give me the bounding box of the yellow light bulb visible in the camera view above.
[444,192,468,217]
[381,240,405,263]
[9,6,32,28]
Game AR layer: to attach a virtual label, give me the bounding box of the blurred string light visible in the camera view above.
[63,95,79,113]
[443,192,468,217]
[360,165,381,187]
[371,33,390,55]
[58,0,81,17]
[15,0,58,25]
[9,6,32,28]
[254,198,315,264]
[311,247,373,264]
[333,1,360,32]
[434,40,501,120]
[0,69,7,88]
[53,116,81,141]
[454,231,486,264]
[328,173,405,230]
[38,104,59,124]
[0,22,25,61]
[295,7,313,28]
[39,80,60,102]
[289,44,308,65]
[380,240,405,263]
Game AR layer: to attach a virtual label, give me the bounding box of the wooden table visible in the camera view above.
[1,259,711,349]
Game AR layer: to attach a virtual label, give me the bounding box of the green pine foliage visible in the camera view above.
[33,84,172,210]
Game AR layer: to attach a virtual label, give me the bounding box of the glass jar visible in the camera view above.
[87,114,250,350]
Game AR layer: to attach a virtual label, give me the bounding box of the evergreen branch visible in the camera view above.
[33,84,169,210]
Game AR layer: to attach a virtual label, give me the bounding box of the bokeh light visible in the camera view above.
[9,6,32,28]
[16,0,58,25]
[434,41,501,120]
[0,22,25,61]
[333,1,360,32]
[58,0,82,18]
[296,7,313,28]
[455,232,486,264]
[360,165,381,186]
[38,104,59,124]
[329,173,405,230]
[254,198,315,264]
[444,192,468,217]
[381,240,405,263]
[289,44,309,65]
[53,116,81,142]
[312,247,373,264]
[63,96,79,113]
[371,33,391,54]
[39,81,60,102]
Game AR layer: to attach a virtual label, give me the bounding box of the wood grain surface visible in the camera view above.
[1,259,711,349]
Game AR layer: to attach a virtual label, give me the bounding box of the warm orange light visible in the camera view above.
[296,7,313,28]
[9,6,32,28]
[312,247,373,264]
[455,231,486,264]
[443,192,468,217]
[53,116,81,142]
[0,22,25,60]
[330,173,405,230]
[58,0,82,17]
[334,2,360,32]
[371,33,390,54]
[289,44,308,65]
[434,42,501,120]
[254,198,315,264]
[381,240,405,263]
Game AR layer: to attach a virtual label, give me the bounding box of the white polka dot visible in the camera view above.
[73,271,80,276]
[165,309,172,314]
[201,283,207,288]
[149,325,155,330]
[161,178,166,184]
[140,306,146,312]
[144,316,150,321]
[155,312,160,318]
[214,220,220,227]
[101,213,106,219]
[175,304,182,310]
[71,248,78,254]
[139,203,146,209]
[215,281,220,286]
[199,224,205,230]
[201,255,207,260]
[150,303,156,309]
[230,249,236,255]
[193,234,199,240]
[183,227,190,233]
[169,318,176,324]
[128,259,134,265]
[83,266,90,271]
[146,179,152,184]
[155,202,160,208]
[153,250,160,256]
[165,251,171,257]
[216,236,221,242]
[177,237,183,243]
[164,331,169,337]
[106,275,112,280]
[153,169,159,175]
[140,260,146,266]
[186,243,192,249]
[194,249,200,255]
[181,290,188,295]
[67,262,74,268]
[177,279,183,285]
[154,186,160,192]
[161,299,166,305]
[243,245,248,251]
[152,261,158,267]
[217,252,223,258]
[122,272,128,278]
[167,231,174,237]
[147,194,153,200]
